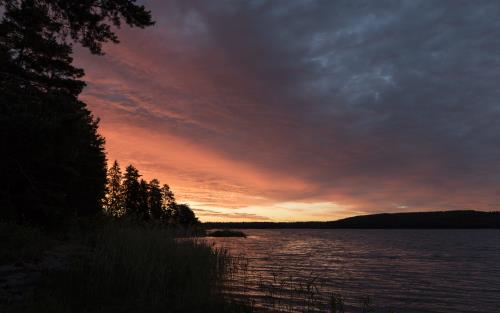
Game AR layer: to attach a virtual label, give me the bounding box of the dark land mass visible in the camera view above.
[203,210,500,229]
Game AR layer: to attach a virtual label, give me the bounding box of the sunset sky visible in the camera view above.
[76,1,500,222]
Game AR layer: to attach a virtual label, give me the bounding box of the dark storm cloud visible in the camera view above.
[81,0,500,215]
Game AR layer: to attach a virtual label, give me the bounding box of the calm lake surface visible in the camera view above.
[208,229,500,313]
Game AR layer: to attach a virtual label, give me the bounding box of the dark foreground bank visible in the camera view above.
[0,221,251,313]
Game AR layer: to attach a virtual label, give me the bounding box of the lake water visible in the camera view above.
[208,229,500,313]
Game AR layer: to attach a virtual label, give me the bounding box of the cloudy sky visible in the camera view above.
[76,0,500,222]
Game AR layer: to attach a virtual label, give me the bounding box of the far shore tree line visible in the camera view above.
[104,161,198,226]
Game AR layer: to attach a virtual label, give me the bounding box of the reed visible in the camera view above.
[223,253,397,313]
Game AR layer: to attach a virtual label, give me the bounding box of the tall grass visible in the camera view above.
[16,223,251,313]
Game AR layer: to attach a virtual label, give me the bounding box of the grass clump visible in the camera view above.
[208,229,247,238]
[13,223,250,313]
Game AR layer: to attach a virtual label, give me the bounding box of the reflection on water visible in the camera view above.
[207,229,500,313]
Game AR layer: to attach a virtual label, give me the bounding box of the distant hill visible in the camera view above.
[203,210,500,229]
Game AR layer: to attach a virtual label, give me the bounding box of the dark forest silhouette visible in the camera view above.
[104,161,198,226]
[0,0,160,230]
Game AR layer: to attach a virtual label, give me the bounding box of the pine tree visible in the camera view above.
[161,184,176,222]
[148,179,163,221]
[138,179,150,221]
[122,165,141,218]
[104,161,124,217]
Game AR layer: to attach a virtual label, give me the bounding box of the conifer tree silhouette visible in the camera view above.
[0,0,153,228]
[104,161,124,217]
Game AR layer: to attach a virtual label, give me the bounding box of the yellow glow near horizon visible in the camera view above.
[189,201,361,222]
